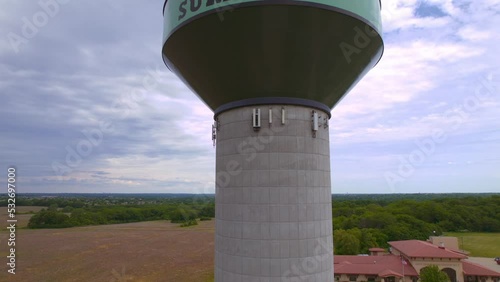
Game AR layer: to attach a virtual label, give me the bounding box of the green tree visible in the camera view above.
[199,204,215,218]
[334,229,360,255]
[28,210,71,228]
[420,265,450,282]
[169,205,198,223]
[62,206,73,213]
[359,229,380,253]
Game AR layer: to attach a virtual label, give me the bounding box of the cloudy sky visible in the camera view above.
[1,0,499,194]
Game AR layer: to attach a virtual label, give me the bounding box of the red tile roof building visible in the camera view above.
[335,239,500,282]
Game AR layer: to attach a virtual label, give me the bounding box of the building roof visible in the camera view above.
[463,260,500,277]
[379,269,404,278]
[429,236,460,251]
[335,255,418,277]
[369,248,386,252]
[389,240,467,259]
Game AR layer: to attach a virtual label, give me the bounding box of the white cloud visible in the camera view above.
[458,27,492,41]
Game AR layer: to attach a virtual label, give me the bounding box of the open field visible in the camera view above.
[0,220,215,281]
[445,232,500,257]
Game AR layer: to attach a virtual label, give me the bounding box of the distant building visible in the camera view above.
[335,240,500,282]
[428,236,466,254]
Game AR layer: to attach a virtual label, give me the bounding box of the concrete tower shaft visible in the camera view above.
[215,105,333,281]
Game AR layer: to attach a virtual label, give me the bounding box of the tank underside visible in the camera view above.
[163,4,383,112]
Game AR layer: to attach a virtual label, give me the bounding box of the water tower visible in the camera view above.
[162,1,383,281]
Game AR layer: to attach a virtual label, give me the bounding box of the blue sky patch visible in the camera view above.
[415,2,448,18]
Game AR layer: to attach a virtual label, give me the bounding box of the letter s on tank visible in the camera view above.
[178,0,205,21]
[178,0,188,21]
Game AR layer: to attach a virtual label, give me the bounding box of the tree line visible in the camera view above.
[25,198,215,229]
[332,195,499,254]
[3,193,497,254]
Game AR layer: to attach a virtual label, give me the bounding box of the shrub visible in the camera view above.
[180,220,198,227]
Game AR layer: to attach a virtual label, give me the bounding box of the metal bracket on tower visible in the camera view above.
[312,111,319,138]
[212,118,220,147]
[269,108,273,126]
[253,108,261,130]
[212,122,217,147]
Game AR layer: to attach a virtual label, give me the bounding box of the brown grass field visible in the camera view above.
[0,215,215,282]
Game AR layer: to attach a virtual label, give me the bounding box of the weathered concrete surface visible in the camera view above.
[215,105,334,282]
